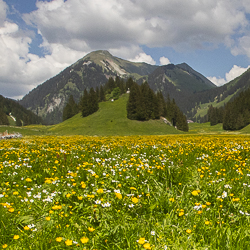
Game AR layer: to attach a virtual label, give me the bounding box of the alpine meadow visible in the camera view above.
[2,50,250,250]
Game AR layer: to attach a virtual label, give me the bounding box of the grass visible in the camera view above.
[2,135,250,249]
[1,93,250,136]
[1,94,181,136]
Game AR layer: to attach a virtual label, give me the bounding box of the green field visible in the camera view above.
[1,93,250,136]
[1,135,250,249]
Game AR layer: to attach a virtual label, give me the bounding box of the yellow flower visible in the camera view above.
[97,189,104,194]
[65,239,73,246]
[2,244,7,249]
[80,237,89,243]
[206,202,211,206]
[130,187,137,190]
[88,227,95,232]
[8,208,14,213]
[169,198,175,202]
[191,190,199,196]
[186,229,192,234]
[143,242,151,249]
[179,211,184,216]
[56,237,63,242]
[23,226,30,230]
[13,235,19,240]
[138,237,146,244]
[232,198,240,202]
[25,178,32,182]
[45,216,51,221]
[131,197,139,203]
[13,191,19,195]
[205,221,210,225]
[115,193,122,199]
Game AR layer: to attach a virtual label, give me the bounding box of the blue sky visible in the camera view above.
[1,0,250,99]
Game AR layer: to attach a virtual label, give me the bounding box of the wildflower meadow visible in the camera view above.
[1,135,250,249]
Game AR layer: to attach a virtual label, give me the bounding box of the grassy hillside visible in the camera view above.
[48,94,182,136]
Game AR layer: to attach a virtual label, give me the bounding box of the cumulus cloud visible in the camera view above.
[208,65,250,86]
[24,0,248,51]
[159,56,171,65]
[129,53,156,65]
[1,0,250,99]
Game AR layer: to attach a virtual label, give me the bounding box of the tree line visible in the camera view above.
[126,79,188,131]
[207,87,250,130]
[62,77,189,132]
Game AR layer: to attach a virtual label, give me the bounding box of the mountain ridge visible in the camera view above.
[19,50,216,124]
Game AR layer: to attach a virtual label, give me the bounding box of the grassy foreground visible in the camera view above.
[1,135,250,249]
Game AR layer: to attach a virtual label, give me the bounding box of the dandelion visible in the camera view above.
[115,192,122,199]
[80,237,89,243]
[186,229,192,234]
[8,207,14,213]
[88,227,95,232]
[65,239,73,246]
[143,242,151,249]
[45,216,51,221]
[137,237,146,244]
[131,197,139,203]
[13,235,20,240]
[191,190,199,196]
[205,221,210,225]
[56,237,63,242]
[2,244,7,249]
[179,211,184,216]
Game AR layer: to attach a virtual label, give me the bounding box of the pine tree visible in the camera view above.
[88,87,99,114]
[80,89,90,117]
[62,95,78,121]
[99,85,106,102]
[127,81,141,120]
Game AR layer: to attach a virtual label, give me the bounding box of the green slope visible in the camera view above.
[47,94,182,136]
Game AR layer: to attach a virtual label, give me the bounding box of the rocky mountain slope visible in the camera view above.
[19,50,216,124]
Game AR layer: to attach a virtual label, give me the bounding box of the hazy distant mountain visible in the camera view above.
[0,95,42,126]
[190,67,250,122]
[19,50,216,124]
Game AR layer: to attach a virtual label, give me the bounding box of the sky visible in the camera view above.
[2,0,250,100]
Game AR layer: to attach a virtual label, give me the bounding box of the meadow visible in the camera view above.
[1,135,250,249]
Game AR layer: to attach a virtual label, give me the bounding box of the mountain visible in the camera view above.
[0,95,43,126]
[19,50,215,124]
[190,68,250,122]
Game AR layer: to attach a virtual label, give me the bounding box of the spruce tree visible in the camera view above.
[99,85,106,102]
[127,81,141,120]
[62,95,78,121]
[80,89,90,117]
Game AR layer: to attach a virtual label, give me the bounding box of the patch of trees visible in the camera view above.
[207,87,250,130]
[0,95,43,126]
[126,80,188,132]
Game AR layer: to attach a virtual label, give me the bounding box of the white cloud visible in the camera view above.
[208,65,250,86]
[0,0,7,25]
[129,53,156,65]
[2,0,250,99]
[24,0,248,51]
[159,56,171,65]
[207,76,227,87]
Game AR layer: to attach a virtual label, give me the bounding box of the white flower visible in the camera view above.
[151,231,155,235]
[222,191,227,198]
